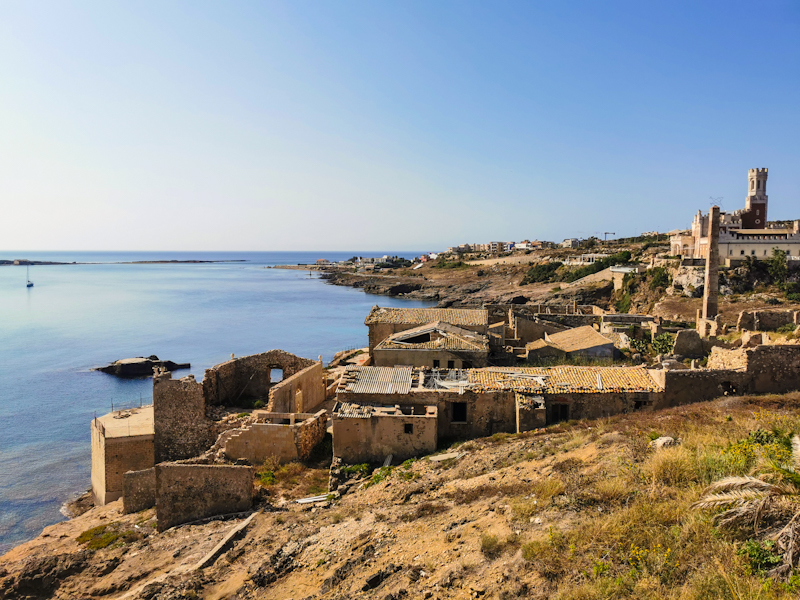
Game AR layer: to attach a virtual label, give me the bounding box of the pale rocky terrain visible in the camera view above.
[4,392,800,600]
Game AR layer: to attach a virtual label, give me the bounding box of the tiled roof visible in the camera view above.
[375,321,489,352]
[337,366,414,395]
[365,306,488,327]
[546,326,615,353]
[468,366,662,394]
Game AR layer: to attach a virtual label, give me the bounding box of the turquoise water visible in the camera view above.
[0,251,432,554]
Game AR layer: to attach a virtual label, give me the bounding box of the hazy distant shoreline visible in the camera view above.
[0,259,247,266]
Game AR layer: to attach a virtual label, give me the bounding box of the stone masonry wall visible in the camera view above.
[707,347,750,371]
[123,468,156,514]
[155,463,253,531]
[203,350,316,407]
[153,372,215,463]
[295,410,328,460]
[746,345,800,393]
[737,310,799,332]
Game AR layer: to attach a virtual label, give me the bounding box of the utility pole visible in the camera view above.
[603,232,615,241]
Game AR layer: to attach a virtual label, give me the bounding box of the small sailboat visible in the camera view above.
[26,265,33,288]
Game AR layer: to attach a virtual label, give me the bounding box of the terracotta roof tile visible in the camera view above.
[365,307,488,327]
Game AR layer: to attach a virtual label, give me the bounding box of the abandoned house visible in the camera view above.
[372,321,489,369]
[364,306,489,360]
[526,325,617,360]
[332,402,438,463]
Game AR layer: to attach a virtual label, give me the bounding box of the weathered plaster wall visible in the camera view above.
[267,362,325,413]
[155,463,253,531]
[123,467,156,514]
[91,421,154,506]
[333,411,438,463]
[153,372,214,463]
[746,346,800,393]
[336,389,518,441]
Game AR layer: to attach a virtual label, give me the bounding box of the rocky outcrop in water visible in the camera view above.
[95,356,190,378]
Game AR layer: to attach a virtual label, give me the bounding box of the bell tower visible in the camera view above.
[743,168,768,228]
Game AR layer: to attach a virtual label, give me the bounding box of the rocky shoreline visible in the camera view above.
[319,270,615,308]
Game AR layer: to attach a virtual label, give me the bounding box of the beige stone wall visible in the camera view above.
[267,362,325,413]
[333,412,437,463]
[90,420,106,506]
[93,431,154,506]
[514,316,569,344]
[123,468,156,514]
[155,463,253,531]
[737,310,799,332]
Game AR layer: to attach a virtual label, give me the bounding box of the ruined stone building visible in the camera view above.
[372,321,489,369]
[670,168,800,261]
[91,350,327,530]
[365,306,489,360]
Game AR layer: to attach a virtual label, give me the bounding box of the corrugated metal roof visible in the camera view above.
[338,366,413,395]
[365,307,488,326]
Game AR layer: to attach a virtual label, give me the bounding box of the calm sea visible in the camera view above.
[0,251,433,554]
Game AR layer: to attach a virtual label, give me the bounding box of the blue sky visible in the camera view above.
[1,1,798,251]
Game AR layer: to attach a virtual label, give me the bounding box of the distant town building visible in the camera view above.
[561,238,580,249]
[670,169,800,262]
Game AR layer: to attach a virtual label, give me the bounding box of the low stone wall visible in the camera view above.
[737,310,799,332]
[707,347,749,371]
[221,410,327,464]
[123,468,156,514]
[155,463,253,531]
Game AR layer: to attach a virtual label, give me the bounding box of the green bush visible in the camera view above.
[648,267,672,290]
[652,333,675,355]
[521,262,562,285]
[737,539,782,575]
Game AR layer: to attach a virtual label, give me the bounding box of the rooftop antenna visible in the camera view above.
[709,196,724,211]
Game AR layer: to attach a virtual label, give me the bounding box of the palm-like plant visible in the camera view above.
[693,435,800,578]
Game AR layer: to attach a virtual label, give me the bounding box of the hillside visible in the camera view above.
[3,392,800,599]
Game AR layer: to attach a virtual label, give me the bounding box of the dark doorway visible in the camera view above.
[452,402,467,423]
[552,404,569,423]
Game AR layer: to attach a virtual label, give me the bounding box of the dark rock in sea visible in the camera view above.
[95,355,190,378]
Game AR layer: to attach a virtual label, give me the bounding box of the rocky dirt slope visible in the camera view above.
[4,393,800,599]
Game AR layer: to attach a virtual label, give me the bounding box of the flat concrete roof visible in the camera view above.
[95,405,154,438]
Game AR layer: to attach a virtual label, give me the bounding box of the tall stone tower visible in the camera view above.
[742,168,768,228]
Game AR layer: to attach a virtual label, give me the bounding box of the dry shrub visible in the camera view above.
[578,476,634,506]
[480,533,503,559]
[512,478,565,520]
[399,502,449,522]
[447,481,530,504]
[642,446,695,487]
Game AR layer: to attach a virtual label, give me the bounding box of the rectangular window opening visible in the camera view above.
[433,359,440,368]
[452,402,467,423]
[447,360,455,369]
[404,423,413,434]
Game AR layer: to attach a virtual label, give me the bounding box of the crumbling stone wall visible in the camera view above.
[221,410,327,464]
[745,346,800,393]
[649,367,751,408]
[155,463,253,531]
[123,468,156,514]
[737,310,799,332]
[203,350,316,407]
[153,372,215,463]
[513,315,569,345]
[267,362,325,413]
[707,347,750,371]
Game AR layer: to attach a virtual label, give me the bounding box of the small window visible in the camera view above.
[751,250,756,255]
[452,402,467,423]
[740,250,745,255]
[447,360,455,369]
[404,423,413,434]
[433,360,440,368]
